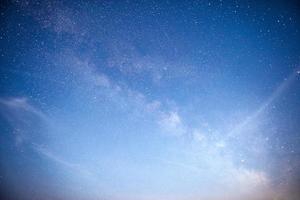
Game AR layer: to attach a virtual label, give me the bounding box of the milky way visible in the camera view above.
[1,1,300,200]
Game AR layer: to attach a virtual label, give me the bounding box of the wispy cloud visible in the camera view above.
[54,51,190,138]
[158,111,187,136]
[227,67,300,138]
[0,97,47,120]
[32,143,94,178]
[0,97,49,146]
[0,96,96,182]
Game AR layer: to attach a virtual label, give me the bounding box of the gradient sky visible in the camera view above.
[1,0,300,200]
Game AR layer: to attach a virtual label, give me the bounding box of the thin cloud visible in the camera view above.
[0,97,47,121]
[227,67,300,138]
[158,111,187,136]
[32,143,94,178]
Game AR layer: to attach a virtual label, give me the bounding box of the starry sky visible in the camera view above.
[1,0,300,200]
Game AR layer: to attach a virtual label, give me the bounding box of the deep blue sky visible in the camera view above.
[1,0,300,200]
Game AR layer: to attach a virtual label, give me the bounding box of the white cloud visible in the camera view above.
[145,100,161,113]
[215,140,226,148]
[192,129,206,143]
[0,97,47,120]
[159,111,186,136]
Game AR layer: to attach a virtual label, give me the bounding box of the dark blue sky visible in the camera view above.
[1,0,300,200]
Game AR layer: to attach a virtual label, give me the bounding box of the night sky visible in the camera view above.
[1,0,300,200]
